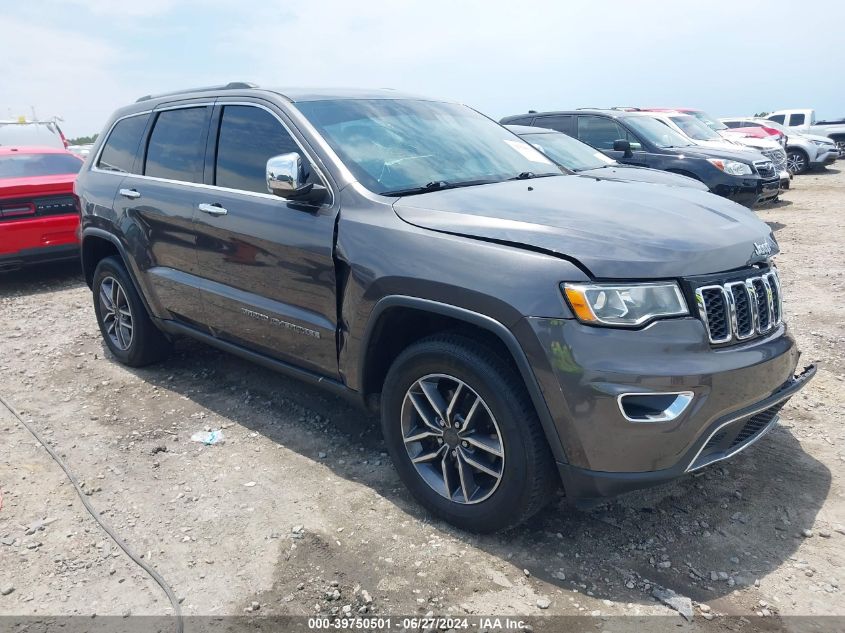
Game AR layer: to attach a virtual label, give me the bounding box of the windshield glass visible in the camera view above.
[757,119,786,133]
[0,152,81,178]
[520,131,614,171]
[688,110,727,131]
[623,116,695,148]
[669,115,721,141]
[295,99,558,195]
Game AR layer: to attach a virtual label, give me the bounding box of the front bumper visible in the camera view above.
[810,149,838,167]
[557,364,815,500]
[522,316,815,500]
[710,174,779,207]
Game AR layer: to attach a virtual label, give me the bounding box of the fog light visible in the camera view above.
[617,392,694,423]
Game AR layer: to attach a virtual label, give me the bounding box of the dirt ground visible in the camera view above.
[1,168,843,632]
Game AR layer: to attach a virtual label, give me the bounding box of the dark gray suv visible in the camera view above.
[75,83,815,532]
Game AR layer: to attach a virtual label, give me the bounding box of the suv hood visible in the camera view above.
[392,176,777,279]
[677,145,767,163]
[801,132,837,145]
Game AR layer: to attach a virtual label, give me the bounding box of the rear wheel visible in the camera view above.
[380,334,558,532]
[92,257,171,367]
[786,148,809,174]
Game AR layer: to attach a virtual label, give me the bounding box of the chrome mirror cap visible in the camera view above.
[266,152,309,198]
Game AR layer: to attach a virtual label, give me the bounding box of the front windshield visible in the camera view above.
[757,119,786,133]
[295,99,559,195]
[623,116,696,148]
[688,110,727,131]
[669,115,721,141]
[521,131,614,171]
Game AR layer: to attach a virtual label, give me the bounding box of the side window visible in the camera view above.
[577,116,630,150]
[723,120,740,128]
[768,114,785,124]
[144,107,209,183]
[534,115,573,134]
[789,113,805,126]
[215,105,315,194]
[97,115,148,173]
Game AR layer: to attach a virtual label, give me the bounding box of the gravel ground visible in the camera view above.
[1,168,843,631]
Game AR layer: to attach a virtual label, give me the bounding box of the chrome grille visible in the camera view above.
[694,269,783,344]
[754,160,776,179]
[761,147,787,172]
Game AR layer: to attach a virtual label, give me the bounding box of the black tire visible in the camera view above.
[92,256,171,367]
[786,148,809,174]
[380,334,558,532]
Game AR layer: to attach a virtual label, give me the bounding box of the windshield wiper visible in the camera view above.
[382,179,498,197]
[507,171,559,180]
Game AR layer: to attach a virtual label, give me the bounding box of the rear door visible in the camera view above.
[116,101,212,325]
[192,100,340,377]
[575,115,648,166]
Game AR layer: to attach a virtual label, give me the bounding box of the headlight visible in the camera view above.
[563,282,688,327]
[707,158,753,176]
[811,139,833,147]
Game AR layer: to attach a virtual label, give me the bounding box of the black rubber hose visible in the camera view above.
[0,393,183,633]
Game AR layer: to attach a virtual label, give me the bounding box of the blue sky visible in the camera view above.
[2,0,843,137]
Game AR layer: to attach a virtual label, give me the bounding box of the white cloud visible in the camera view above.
[0,17,135,136]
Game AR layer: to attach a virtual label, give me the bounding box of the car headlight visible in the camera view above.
[811,139,833,147]
[707,158,753,176]
[562,282,688,327]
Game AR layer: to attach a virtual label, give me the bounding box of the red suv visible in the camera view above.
[0,146,83,271]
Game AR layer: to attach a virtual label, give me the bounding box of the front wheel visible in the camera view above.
[380,335,558,532]
[786,149,809,174]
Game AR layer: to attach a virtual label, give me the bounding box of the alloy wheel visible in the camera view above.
[786,151,807,174]
[400,374,504,504]
[99,276,133,351]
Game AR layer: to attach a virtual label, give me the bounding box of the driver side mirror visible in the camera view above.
[613,139,633,158]
[266,153,327,204]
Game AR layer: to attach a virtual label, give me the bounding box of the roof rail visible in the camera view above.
[610,106,642,111]
[136,82,259,103]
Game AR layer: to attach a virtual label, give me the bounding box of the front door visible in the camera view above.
[193,102,340,378]
[576,115,648,167]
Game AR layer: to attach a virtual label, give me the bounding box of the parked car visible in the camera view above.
[719,118,787,144]
[766,109,845,152]
[0,146,83,271]
[76,84,814,531]
[506,125,708,190]
[0,118,69,149]
[500,109,780,207]
[722,118,838,174]
[647,108,787,147]
[637,111,790,190]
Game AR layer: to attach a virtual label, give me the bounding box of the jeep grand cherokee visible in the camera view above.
[75,83,814,532]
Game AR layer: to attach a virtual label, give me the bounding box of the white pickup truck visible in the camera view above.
[766,109,845,152]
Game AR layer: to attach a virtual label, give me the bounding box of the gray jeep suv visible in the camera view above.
[75,83,815,532]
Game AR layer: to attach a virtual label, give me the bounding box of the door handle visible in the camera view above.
[198,203,228,216]
[119,188,141,200]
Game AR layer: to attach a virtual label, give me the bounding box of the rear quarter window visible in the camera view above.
[97,114,148,173]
